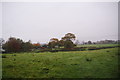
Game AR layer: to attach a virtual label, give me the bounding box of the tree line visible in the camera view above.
[1,33,76,53]
[1,33,119,53]
[81,40,119,45]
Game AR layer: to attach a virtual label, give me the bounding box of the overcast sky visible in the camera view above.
[2,2,118,43]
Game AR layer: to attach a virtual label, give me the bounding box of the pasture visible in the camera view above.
[77,44,118,47]
[2,44,119,78]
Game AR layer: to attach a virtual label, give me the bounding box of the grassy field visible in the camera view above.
[77,44,118,47]
[2,46,119,78]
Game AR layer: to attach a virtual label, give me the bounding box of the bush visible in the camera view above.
[87,47,97,50]
[33,47,87,53]
[50,50,59,52]
[2,55,7,58]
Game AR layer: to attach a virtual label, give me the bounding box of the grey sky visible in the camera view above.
[0,2,2,38]
[2,2,118,43]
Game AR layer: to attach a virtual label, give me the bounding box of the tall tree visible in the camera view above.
[62,33,76,41]
[3,37,22,52]
[2,37,33,53]
[48,38,59,48]
[61,33,76,49]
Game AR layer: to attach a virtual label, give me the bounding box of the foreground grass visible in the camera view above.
[2,48,119,78]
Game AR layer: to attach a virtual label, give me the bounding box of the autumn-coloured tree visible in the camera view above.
[33,43,40,49]
[33,43,40,46]
[48,38,59,48]
[50,38,59,43]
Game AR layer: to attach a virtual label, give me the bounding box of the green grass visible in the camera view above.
[2,47,119,78]
[77,44,118,47]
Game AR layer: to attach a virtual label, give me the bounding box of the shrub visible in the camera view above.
[87,47,97,50]
[2,55,7,58]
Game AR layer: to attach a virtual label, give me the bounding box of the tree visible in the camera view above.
[3,37,22,52]
[64,40,74,49]
[49,38,59,43]
[61,33,76,49]
[41,44,48,48]
[22,41,33,52]
[2,37,33,53]
[48,38,59,48]
[88,41,92,44]
[62,33,76,41]
[58,40,64,47]
[33,43,40,49]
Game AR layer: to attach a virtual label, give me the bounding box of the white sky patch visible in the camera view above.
[0,2,2,38]
[2,2,118,43]
[0,0,119,2]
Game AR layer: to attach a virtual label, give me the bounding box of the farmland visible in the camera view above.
[1,2,119,79]
[77,44,118,47]
[2,44,119,78]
